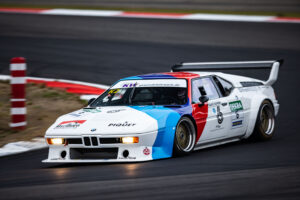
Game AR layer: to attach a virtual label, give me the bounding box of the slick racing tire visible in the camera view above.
[173,117,196,156]
[251,100,275,141]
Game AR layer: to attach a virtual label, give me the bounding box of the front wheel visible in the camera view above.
[173,117,196,156]
[251,100,275,141]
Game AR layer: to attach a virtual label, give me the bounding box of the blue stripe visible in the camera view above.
[120,76,143,81]
[120,74,175,81]
[130,106,180,159]
[137,74,176,79]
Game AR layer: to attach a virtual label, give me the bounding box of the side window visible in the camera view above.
[213,76,233,97]
[192,77,220,103]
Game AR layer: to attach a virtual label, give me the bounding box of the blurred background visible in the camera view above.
[0,0,299,199]
[0,0,299,13]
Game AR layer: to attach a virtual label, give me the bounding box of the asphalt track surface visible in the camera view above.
[0,13,300,199]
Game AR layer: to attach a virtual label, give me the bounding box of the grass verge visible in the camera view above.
[0,81,87,147]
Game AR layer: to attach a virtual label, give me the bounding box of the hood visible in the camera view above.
[45,106,177,136]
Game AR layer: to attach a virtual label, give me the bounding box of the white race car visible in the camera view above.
[43,60,281,163]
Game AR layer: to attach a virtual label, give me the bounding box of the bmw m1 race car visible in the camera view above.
[43,60,281,163]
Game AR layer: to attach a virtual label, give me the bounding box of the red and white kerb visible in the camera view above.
[10,57,26,130]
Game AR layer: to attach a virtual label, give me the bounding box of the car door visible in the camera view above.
[192,77,231,144]
[212,76,247,138]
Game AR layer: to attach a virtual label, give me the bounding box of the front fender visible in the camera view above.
[130,106,182,159]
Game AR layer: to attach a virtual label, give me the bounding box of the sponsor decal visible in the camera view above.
[138,83,181,87]
[217,106,223,124]
[122,83,138,88]
[118,156,136,160]
[143,147,150,155]
[51,158,64,160]
[55,120,86,129]
[216,124,223,129]
[108,89,120,94]
[208,102,221,107]
[232,120,243,127]
[212,108,216,114]
[210,106,224,132]
[210,124,224,132]
[229,100,243,112]
[108,121,136,127]
[236,112,240,119]
[231,110,244,129]
[107,109,126,114]
[83,108,102,113]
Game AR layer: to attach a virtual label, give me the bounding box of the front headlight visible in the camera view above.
[46,138,65,145]
[121,137,139,144]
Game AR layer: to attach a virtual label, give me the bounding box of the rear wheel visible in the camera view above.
[251,100,275,141]
[173,117,196,156]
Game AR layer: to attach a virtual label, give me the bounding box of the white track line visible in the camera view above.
[0,138,47,157]
[181,13,273,22]
[42,9,122,17]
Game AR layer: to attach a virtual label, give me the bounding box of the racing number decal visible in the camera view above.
[216,106,223,124]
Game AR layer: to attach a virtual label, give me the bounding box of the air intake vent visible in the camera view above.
[67,138,83,144]
[83,137,91,146]
[70,148,118,159]
[240,81,263,87]
[91,137,98,146]
[100,138,122,144]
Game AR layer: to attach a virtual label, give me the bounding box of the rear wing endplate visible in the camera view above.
[171,60,283,86]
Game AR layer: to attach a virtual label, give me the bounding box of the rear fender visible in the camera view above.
[243,96,273,139]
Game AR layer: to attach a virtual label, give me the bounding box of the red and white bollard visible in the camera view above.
[10,57,27,130]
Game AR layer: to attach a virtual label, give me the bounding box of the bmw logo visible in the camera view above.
[91,128,96,132]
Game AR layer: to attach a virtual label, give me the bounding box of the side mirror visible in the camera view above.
[198,96,209,107]
[88,98,96,105]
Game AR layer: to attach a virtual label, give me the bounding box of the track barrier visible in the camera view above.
[10,57,27,130]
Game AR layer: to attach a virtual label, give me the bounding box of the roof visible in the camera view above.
[120,71,263,87]
[120,72,199,81]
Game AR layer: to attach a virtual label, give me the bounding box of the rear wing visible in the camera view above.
[171,60,283,86]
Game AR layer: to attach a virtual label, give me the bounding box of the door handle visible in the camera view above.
[221,102,227,106]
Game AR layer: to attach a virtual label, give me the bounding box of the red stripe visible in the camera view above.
[10,57,26,64]
[66,88,105,95]
[164,72,200,79]
[121,11,187,17]
[11,101,25,107]
[59,120,86,125]
[12,114,26,123]
[11,84,25,99]
[27,79,105,95]
[192,103,208,142]
[271,17,300,22]
[11,71,26,77]
[181,73,208,142]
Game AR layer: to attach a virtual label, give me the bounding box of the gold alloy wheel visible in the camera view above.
[175,120,194,152]
[260,104,275,135]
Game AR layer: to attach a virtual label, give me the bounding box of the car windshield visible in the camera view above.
[90,79,187,107]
